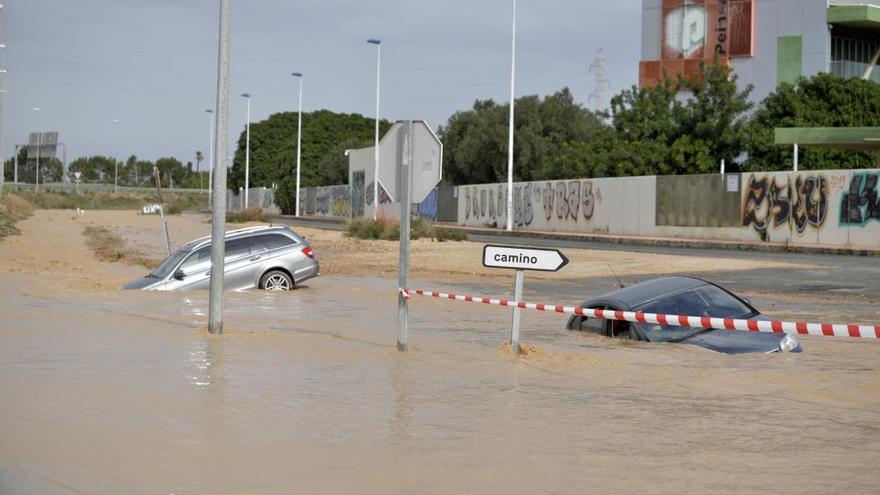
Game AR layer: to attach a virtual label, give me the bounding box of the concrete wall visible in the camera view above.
[455,169,880,250]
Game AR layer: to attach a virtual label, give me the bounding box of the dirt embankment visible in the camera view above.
[0,209,821,293]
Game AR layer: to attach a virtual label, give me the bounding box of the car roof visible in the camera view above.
[180,225,297,252]
[580,276,710,310]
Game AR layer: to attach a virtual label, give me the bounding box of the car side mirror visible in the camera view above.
[173,270,186,281]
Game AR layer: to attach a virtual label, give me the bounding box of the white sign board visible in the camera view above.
[377,120,442,203]
[482,245,569,272]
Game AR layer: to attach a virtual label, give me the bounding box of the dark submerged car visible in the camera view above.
[566,276,802,354]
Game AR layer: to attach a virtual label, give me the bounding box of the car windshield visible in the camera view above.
[635,284,756,342]
[150,249,189,279]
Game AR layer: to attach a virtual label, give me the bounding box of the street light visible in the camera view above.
[241,92,251,209]
[291,72,303,217]
[506,0,517,232]
[33,107,40,192]
[112,119,120,193]
[205,109,214,207]
[367,38,381,220]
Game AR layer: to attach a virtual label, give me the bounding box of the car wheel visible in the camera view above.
[260,270,293,291]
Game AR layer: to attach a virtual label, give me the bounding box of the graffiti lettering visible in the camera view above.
[543,180,595,222]
[742,174,829,238]
[840,173,880,226]
[365,181,392,206]
[315,185,351,217]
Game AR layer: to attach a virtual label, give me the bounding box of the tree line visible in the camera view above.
[6,63,877,207]
[3,150,208,190]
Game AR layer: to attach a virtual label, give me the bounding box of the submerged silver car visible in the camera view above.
[123,226,319,291]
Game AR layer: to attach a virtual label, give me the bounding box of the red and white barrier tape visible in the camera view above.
[402,289,880,339]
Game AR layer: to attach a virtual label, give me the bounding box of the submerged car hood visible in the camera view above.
[122,276,163,290]
[675,328,802,354]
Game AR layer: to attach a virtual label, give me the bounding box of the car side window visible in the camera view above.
[261,234,296,250]
[249,236,268,254]
[179,246,211,271]
[577,316,605,334]
[225,238,250,259]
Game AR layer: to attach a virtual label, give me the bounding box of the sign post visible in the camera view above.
[482,244,569,356]
[397,121,413,351]
[396,121,443,352]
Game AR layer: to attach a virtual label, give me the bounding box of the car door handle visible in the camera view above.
[205,271,210,277]
[249,255,262,261]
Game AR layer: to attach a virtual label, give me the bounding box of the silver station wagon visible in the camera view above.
[123,226,319,291]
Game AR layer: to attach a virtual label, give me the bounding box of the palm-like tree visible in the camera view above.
[195,151,204,190]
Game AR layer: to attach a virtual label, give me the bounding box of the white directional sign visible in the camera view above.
[482,245,569,272]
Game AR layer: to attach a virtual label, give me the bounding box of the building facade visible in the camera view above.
[640,0,880,101]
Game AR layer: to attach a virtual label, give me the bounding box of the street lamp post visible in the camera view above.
[367,38,381,220]
[206,109,214,208]
[241,93,251,209]
[112,119,120,193]
[506,0,517,232]
[291,72,303,217]
[33,107,40,192]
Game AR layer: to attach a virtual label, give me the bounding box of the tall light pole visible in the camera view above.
[33,107,40,192]
[241,92,251,209]
[112,119,120,193]
[0,8,5,199]
[506,0,517,231]
[291,72,303,217]
[367,38,381,220]
[205,108,214,207]
[209,0,231,335]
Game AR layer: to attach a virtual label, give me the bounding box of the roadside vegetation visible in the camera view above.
[12,190,204,213]
[346,218,467,242]
[0,193,35,239]
[226,207,269,223]
[83,226,158,268]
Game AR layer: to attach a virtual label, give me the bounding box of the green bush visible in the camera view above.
[0,193,35,239]
[346,217,467,242]
[434,227,468,242]
[227,207,268,223]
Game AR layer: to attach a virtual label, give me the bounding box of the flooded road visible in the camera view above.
[2,271,879,494]
[1,210,879,493]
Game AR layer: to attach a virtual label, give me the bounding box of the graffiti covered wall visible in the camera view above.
[455,170,879,249]
[738,170,879,247]
[457,176,654,235]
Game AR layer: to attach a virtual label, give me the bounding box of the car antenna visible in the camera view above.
[607,263,624,289]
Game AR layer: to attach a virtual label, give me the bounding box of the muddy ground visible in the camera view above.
[0,209,878,494]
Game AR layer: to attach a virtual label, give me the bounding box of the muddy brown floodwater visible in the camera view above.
[1,210,879,494]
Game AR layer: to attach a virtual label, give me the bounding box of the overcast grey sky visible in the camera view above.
[2,0,641,165]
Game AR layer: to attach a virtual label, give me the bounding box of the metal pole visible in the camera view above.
[244,95,250,209]
[295,75,303,217]
[793,143,799,172]
[153,166,172,256]
[209,0,231,335]
[114,159,118,193]
[35,131,41,192]
[505,0,517,232]
[13,144,17,183]
[207,108,215,208]
[397,120,413,352]
[510,269,524,357]
[720,159,725,175]
[369,40,381,220]
[0,90,4,200]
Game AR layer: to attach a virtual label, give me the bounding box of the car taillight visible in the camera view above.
[302,246,315,259]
